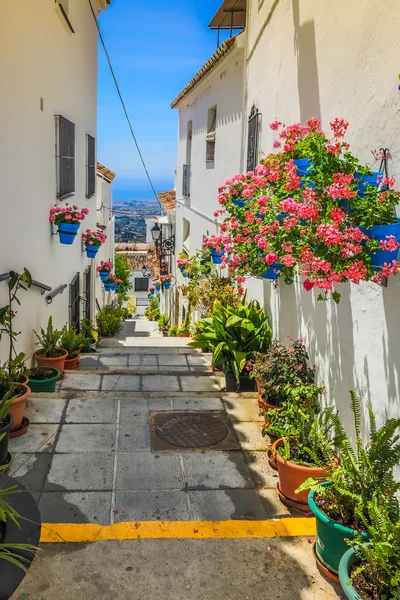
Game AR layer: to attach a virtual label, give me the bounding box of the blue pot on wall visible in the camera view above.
[114,285,121,291]
[294,158,312,176]
[150,289,155,296]
[58,223,80,245]
[182,271,189,278]
[261,263,282,281]
[155,285,161,292]
[104,282,113,291]
[366,219,400,269]
[210,249,224,264]
[354,171,383,197]
[86,244,100,258]
[99,271,109,282]
[164,281,171,290]
[231,198,246,208]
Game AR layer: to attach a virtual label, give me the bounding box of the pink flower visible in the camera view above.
[49,215,55,223]
[303,279,314,291]
[269,120,282,131]
[265,253,277,266]
[273,140,281,149]
[64,214,72,220]
[329,117,349,139]
[82,207,89,215]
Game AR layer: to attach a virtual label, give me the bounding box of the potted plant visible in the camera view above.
[160,274,172,290]
[158,314,170,336]
[190,296,272,392]
[113,278,122,292]
[338,496,400,600]
[168,326,178,337]
[49,205,88,245]
[80,318,99,353]
[148,286,155,296]
[97,260,113,282]
[28,366,60,393]
[202,235,226,264]
[0,374,31,437]
[60,327,84,370]
[33,316,67,376]
[104,273,116,292]
[298,391,400,580]
[0,388,15,465]
[177,326,191,338]
[82,229,106,258]
[0,472,41,598]
[96,305,123,338]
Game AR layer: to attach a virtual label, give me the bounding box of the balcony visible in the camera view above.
[183,164,191,199]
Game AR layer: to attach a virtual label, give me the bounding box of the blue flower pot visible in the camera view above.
[115,285,121,291]
[86,245,100,258]
[183,272,189,278]
[150,289,155,296]
[210,249,224,264]
[164,281,171,290]
[366,219,400,268]
[354,171,383,197]
[99,271,109,282]
[155,285,161,292]
[231,198,246,208]
[261,263,282,280]
[58,223,80,245]
[294,158,312,177]
[104,282,113,291]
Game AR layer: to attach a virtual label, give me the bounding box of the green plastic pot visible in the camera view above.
[338,548,363,600]
[28,369,60,393]
[308,484,370,575]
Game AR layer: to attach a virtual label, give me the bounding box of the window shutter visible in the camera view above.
[86,134,96,198]
[55,115,75,199]
[247,105,262,172]
[134,277,149,291]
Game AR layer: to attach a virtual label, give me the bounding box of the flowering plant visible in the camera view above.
[160,274,172,283]
[49,205,89,224]
[208,117,400,301]
[82,229,106,247]
[148,286,156,293]
[153,280,161,288]
[97,261,113,273]
[114,278,122,286]
[177,258,189,268]
[105,273,116,284]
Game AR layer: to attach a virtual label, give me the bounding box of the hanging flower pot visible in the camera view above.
[365,219,400,269]
[49,205,89,245]
[354,170,383,197]
[210,249,224,264]
[155,284,161,292]
[150,289,155,296]
[86,245,100,258]
[294,158,312,176]
[104,282,113,291]
[164,281,171,290]
[99,271,109,282]
[182,271,189,278]
[83,230,106,259]
[261,263,282,280]
[97,260,113,281]
[232,198,246,207]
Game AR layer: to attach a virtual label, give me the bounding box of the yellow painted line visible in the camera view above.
[40,518,315,543]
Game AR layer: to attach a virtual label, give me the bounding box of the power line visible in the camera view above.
[87,0,165,216]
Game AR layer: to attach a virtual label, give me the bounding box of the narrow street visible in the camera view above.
[9,319,338,599]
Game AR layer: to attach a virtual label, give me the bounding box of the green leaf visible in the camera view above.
[332,291,341,304]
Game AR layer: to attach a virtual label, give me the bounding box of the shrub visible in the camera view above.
[59,327,84,358]
[33,316,63,358]
[168,326,178,337]
[96,306,123,338]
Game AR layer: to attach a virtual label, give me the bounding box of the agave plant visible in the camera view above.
[189,296,272,381]
[298,391,400,525]
[59,327,85,359]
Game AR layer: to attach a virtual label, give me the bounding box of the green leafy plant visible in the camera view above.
[168,326,178,337]
[96,305,123,338]
[298,391,400,528]
[59,327,84,359]
[177,326,190,335]
[144,296,161,321]
[80,318,99,352]
[189,296,272,382]
[0,384,17,424]
[158,314,170,329]
[348,496,400,600]
[33,316,63,358]
[28,367,59,381]
[114,253,132,298]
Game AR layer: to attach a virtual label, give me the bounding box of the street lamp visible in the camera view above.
[151,223,161,242]
[141,265,151,278]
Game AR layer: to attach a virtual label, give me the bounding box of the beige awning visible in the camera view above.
[208,0,247,29]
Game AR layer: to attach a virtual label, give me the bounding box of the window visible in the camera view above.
[247,104,262,172]
[55,115,75,199]
[86,135,96,198]
[55,1,75,33]
[134,277,149,291]
[182,219,190,254]
[206,107,217,162]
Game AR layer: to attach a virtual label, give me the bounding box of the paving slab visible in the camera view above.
[243,451,279,489]
[8,453,52,491]
[232,421,266,450]
[98,355,129,367]
[25,397,67,423]
[222,395,262,422]
[142,375,180,392]
[55,424,116,453]
[171,397,224,411]
[119,398,149,422]
[101,374,141,391]
[259,488,295,519]
[39,491,112,524]
[65,397,118,423]
[186,354,213,366]
[189,489,268,520]
[9,424,59,454]
[180,375,221,392]
[118,423,151,451]
[116,453,184,490]
[182,452,254,490]
[114,490,190,521]
[158,355,188,366]
[128,354,158,366]
[148,397,174,411]
[45,453,115,491]
[78,356,99,369]
[161,366,191,372]
[61,373,102,391]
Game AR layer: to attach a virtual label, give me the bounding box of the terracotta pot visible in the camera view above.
[8,383,31,432]
[267,439,279,470]
[274,437,326,512]
[34,348,68,377]
[263,399,279,429]
[64,354,80,370]
[178,333,190,338]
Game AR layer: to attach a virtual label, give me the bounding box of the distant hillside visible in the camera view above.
[113,199,162,243]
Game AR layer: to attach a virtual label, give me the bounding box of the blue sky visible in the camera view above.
[97,0,225,201]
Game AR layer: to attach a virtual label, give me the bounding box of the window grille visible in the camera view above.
[86,135,96,198]
[182,165,191,198]
[134,277,149,291]
[55,115,75,199]
[247,105,262,172]
[69,272,80,330]
[206,107,217,162]
[84,266,92,320]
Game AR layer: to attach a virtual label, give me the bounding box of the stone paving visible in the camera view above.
[8,318,295,524]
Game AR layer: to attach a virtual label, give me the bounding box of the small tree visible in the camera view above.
[114,254,131,299]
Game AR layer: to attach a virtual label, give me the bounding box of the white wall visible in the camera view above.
[129,270,151,316]
[243,0,400,430]
[94,174,115,317]
[0,0,107,360]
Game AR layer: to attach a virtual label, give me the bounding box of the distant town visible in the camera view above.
[113,199,162,242]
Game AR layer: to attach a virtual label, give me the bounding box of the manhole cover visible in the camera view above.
[156,413,229,448]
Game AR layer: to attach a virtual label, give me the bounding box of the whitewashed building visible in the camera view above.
[171,0,400,432]
[95,162,116,315]
[0,0,112,361]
